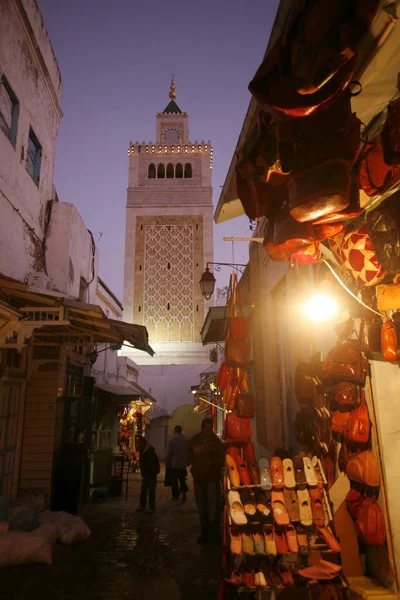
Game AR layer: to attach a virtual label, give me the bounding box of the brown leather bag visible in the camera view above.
[334,382,361,407]
[237,394,256,419]
[295,362,320,404]
[347,450,380,487]
[360,318,382,353]
[331,409,350,437]
[225,274,252,368]
[356,497,386,545]
[225,411,252,441]
[343,392,370,445]
[381,318,399,362]
[322,339,368,385]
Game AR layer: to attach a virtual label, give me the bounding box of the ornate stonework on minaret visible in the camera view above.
[123,78,213,365]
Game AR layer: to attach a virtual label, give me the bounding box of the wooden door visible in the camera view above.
[0,382,21,496]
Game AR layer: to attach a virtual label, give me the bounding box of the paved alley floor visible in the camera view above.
[0,470,221,600]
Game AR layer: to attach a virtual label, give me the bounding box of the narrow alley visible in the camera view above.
[0,469,220,600]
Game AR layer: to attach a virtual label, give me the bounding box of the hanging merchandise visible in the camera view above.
[236,394,256,419]
[334,382,362,408]
[321,338,368,385]
[359,137,400,197]
[356,496,386,546]
[359,317,382,353]
[224,411,252,443]
[225,274,252,368]
[216,359,233,392]
[381,97,400,166]
[381,317,400,362]
[367,191,400,275]
[376,282,400,311]
[346,450,380,487]
[235,170,289,221]
[329,225,387,287]
[343,391,370,445]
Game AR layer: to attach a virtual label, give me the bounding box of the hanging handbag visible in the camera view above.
[346,488,365,520]
[334,382,361,408]
[236,169,288,221]
[381,317,400,362]
[376,284,400,312]
[237,394,256,419]
[343,391,370,445]
[225,411,252,441]
[366,191,400,275]
[382,97,400,165]
[359,137,400,197]
[216,359,232,392]
[360,318,382,353]
[294,362,320,404]
[347,450,380,487]
[331,409,350,437]
[225,275,252,368]
[356,497,386,546]
[322,339,368,385]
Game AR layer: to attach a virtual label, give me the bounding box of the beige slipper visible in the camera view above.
[228,490,247,526]
[283,458,296,489]
[226,455,241,487]
[297,488,313,527]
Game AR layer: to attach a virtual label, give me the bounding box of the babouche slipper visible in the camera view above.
[296,524,310,556]
[252,530,265,554]
[225,570,242,586]
[284,489,300,522]
[271,490,290,526]
[286,524,299,553]
[316,525,341,553]
[241,529,255,555]
[270,457,285,489]
[309,487,325,527]
[297,489,313,527]
[303,456,318,487]
[254,488,271,517]
[283,459,296,489]
[274,526,288,554]
[259,458,273,490]
[240,488,257,516]
[294,456,307,489]
[263,526,277,556]
[235,454,252,486]
[230,528,242,554]
[226,455,240,488]
[228,490,247,526]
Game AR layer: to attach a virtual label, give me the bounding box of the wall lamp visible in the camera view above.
[199,262,247,300]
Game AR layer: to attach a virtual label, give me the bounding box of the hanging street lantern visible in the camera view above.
[199,267,216,300]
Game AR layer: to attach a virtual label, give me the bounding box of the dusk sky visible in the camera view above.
[37,0,279,300]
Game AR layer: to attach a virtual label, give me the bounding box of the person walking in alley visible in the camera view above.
[136,436,160,512]
[166,425,189,502]
[188,418,225,544]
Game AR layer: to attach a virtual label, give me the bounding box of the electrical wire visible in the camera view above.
[321,259,382,319]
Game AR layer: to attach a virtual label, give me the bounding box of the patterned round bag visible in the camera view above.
[329,225,387,287]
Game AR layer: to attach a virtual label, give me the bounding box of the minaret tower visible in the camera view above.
[123,78,214,367]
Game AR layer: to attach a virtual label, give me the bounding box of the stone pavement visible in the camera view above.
[0,468,221,600]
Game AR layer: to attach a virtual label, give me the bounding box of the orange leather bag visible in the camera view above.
[331,410,350,437]
[225,274,252,368]
[347,450,380,487]
[334,382,361,407]
[343,392,370,445]
[322,339,368,385]
[381,318,400,362]
[356,497,386,546]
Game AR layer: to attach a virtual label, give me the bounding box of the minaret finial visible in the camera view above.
[169,74,176,100]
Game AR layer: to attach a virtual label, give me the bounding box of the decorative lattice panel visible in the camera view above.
[144,225,194,342]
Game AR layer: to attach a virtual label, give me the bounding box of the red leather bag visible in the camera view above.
[331,409,350,437]
[237,394,256,419]
[216,359,232,392]
[225,411,252,441]
[346,488,364,520]
[381,318,400,362]
[382,97,400,165]
[225,278,252,368]
[334,382,361,408]
[322,339,368,385]
[359,137,400,197]
[356,497,386,545]
[343,392,370,445]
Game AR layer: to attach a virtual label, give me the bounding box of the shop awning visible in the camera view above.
[0,275,154,356]
[95,381,157,404]
[214,1,400,224]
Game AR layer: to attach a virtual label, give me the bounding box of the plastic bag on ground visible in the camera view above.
[0,523,56,568]
[38,511,91,544]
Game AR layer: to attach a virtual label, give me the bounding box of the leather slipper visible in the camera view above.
[296,524,310,556]
[240,488,257,516]
[278,564,295,586]
[252,530,265,554]
[283,458,296,488]
[274,526,288,554]
[225,570,243,586]
[271,490,290,525]
[235,454,252,486]
[230,528,242,554]
[303,456,318,486]
[226,455,240,488]
[284,489,300,522]
[293,456,307,489]
[256,569,267,587]
[316,525,341,553]
[298,565,337,581]
[254,488,271,516]
[285,524,299,553]
[262,526,277,556]
[270,457,285,489]
[248,460,261,485]
[241,530,255,555]
[228,490,247,525]
[312,456,328,485]
[309,487,325,527]
[297,488,313,527]
[259,458,273,490]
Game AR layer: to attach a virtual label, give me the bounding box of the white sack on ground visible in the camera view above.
[38,511,91,544]
[0,523,56,568]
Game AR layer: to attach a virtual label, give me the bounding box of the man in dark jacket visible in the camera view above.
[188,418,224,544]
[137,436,160,512]
[165,424,189,502]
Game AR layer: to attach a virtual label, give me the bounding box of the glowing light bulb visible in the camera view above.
[302,293,339,322]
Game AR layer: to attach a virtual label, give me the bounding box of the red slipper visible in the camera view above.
[270,457,285,489]
[274,526,289,554]
[235,454,252,486]
[309,487,325,527]
[316,525,341,553]
[285,524,299,553]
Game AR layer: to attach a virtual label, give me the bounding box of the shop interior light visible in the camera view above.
[302,292,339,323]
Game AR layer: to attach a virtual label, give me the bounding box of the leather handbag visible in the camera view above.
[382,97,400,165]
[225,411,252,441]
[343,392,370,445]
[334,382,361,407]
[360,318,382,353]
[331,409,350,437]
[381,318,400,362]
[236,169,288,221]
[225,274,252,368]
[322,339,368,385]
[216,359,232,392]
[295,362,319,404]
[376,284,400,311]
[366,192,400,275]
[347,450,380,487]
[356,497,386,545]
[237,394,256,419]
[359,137,400,197]
[346,488,364,520]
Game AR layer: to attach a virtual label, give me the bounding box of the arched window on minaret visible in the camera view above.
[148,163,156,178]
[184,163,192,178]
[157,163,165,178]
[175,163,183,179]
[166,163,174,178]
[165,129,179,145]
